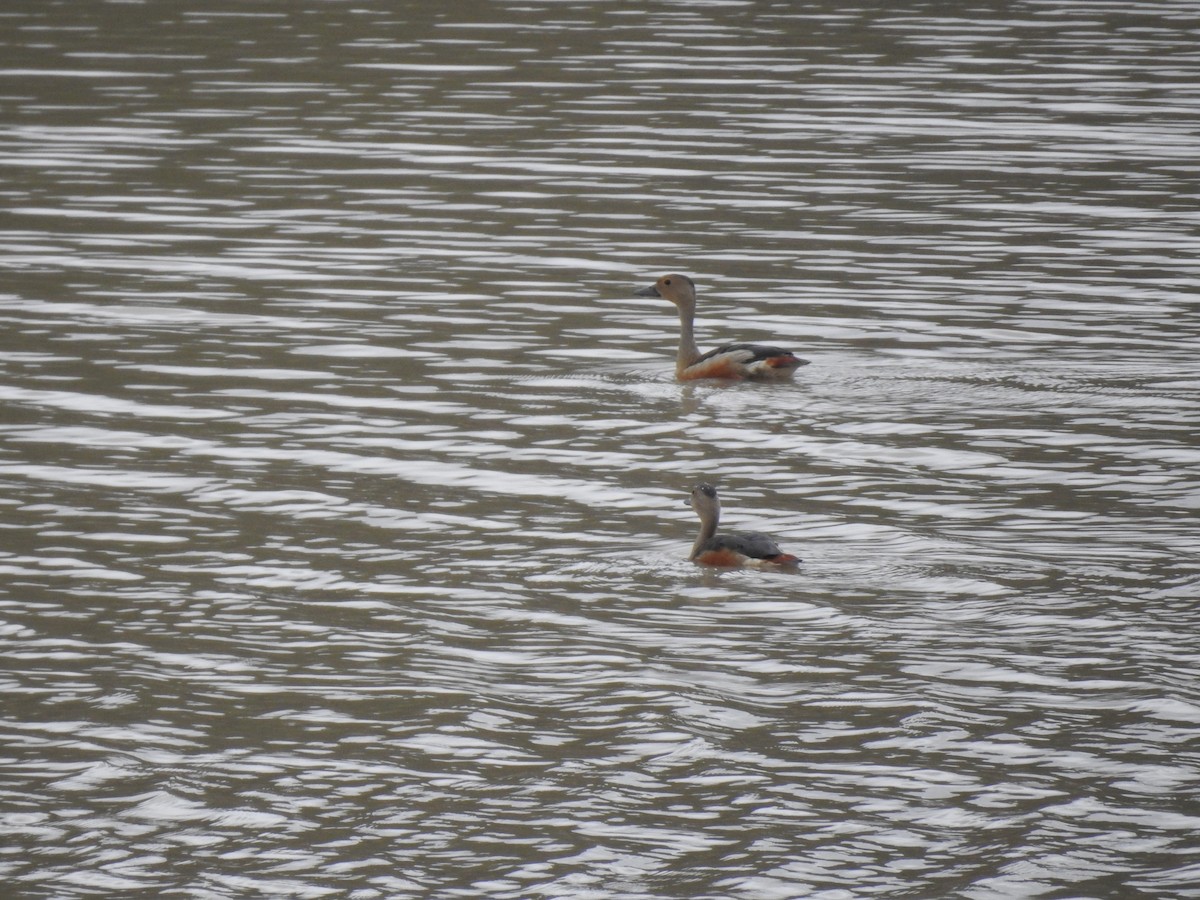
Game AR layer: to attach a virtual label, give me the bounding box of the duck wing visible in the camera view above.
[697,342,809,369]
[716,530,795,562]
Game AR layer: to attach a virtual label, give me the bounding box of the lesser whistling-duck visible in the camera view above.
[635,274,807,380]
[687,482,800,567]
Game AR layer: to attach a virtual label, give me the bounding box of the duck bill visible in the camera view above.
[634,284,661,298]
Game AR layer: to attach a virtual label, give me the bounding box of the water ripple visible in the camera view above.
[2,2,1199,898]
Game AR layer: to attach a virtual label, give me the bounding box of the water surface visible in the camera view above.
[2,1,1199,897]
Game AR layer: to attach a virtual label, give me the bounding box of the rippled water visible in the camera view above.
[3,1,1199,897]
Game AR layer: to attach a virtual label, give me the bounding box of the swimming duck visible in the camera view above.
[688,482,800,567]
[635,274,807,380]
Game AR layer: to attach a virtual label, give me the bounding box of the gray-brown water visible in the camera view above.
[2,1,1199,897]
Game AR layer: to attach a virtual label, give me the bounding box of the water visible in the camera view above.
[2,1,1199,897]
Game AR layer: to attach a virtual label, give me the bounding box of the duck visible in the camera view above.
[635,274,808,380]
[687,482,800,567]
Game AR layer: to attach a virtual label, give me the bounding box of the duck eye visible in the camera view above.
[663,279,671,285]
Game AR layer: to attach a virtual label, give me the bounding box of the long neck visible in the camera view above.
[675,303,702,374]
[689,498,720,560]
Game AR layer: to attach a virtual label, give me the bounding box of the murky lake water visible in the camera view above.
[2,1,1199,897]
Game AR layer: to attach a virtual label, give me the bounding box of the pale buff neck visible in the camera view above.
[689,495,721,560]
[675,301,702,375]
